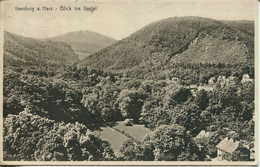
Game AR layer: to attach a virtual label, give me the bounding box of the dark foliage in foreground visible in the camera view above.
[3,111,116,161]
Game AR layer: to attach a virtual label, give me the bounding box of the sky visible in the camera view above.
[2,0,257,40]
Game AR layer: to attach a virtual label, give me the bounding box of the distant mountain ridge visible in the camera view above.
[78,17,254,73]
[46,30,117,55]
[4,31,79,68]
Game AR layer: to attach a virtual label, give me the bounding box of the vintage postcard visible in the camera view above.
[0,0,258,165]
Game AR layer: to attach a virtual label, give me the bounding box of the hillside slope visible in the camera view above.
[46,30,117,55]
[79,17,254,72]
[4,31,79,68]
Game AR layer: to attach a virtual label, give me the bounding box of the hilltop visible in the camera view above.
[78,17,254,74]
[46,30,117,59]
[4,31,79,69]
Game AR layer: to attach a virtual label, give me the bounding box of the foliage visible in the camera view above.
[119,136,155,161]
[118,89,147,123]
[3,111,116,161]
[4,31,79,69]
[79,17,254,74]
[120,139,144,161]
[3,20,255,161]
[226,149,250,161]
[150,125,201,161]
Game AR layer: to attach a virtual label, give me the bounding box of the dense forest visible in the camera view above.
[3,16,255,161]
[3,61,254,161]
[79,17,254,71]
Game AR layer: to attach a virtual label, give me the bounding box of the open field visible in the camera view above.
[100,126,129,156]
[114,121,152,142]
[100,122,152,156]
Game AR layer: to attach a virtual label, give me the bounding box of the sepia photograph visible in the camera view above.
[0,0,258,165]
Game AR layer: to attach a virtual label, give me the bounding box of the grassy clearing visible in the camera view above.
[114,121,152,142]
[100,126,129,156]
[99,121,152,157]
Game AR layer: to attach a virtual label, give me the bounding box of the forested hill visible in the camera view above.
[4,31,80,68]
[78,17,254,72]
[46,30,117,54]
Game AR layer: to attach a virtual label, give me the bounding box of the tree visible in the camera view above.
[149,125,201,161]
[217,85,241,109]
[120,135,155,161]
[240,101,254,121]
[120,139,143,161]
[118,89,146,122]
[3,111,116,161]
[139,98,171,129]
[81,84,122,123]
[169,87,192,104]
[3,111,54,161]
[205,132,221,158]
[240,82,254,104]
[141,135,155,161]
[200,110,213,128]
[226,149,250,161]
[194,89,209,110]
[171,103,202,135]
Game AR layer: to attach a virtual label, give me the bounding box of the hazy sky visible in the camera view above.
[2,0,257,40]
